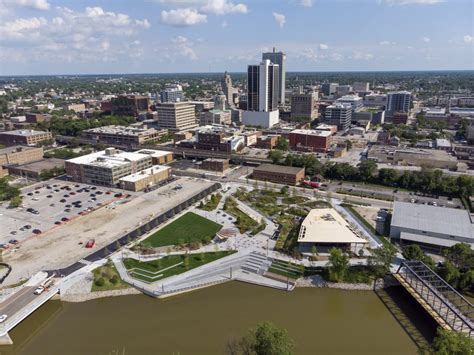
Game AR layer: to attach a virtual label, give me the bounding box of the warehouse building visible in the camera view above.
[119,165,171,192]
[289,129,332,153]
[252,164,305,185]
[0,130,53,146]
[390,201,474,251]
[0,146,44,177]
[298,208,367,254]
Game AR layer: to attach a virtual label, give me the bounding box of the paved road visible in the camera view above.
[0,286,36,317]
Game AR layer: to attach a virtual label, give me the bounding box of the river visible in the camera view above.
[2,282,437,355]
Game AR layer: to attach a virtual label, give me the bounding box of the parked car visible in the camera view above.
[61,217,69,222]
[32,229,42,235]
[0,315,8,323]
[9,239,19,245]
[54,221,62,225]
[85,239,95,248]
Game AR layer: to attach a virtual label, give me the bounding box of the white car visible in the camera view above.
[34,286,45,295]
[0,315,7,323]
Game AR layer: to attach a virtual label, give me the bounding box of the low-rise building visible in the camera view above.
[118,165,171,192]
[290,91,318,121]
[66,103,86,113]
[252,164,305,185]
[390,201,474,251]
[0,130,53,146]
[289,129,332,153]
[256,135,279,149]
[65,147,171,187]
[7,158,65,180]
[199,158,230,172]
[368,146,458,170]
[297,208,367,253]
[82,125,168,146]
[0,146,44,176]
[200,109,232,126]
[25,112,49,123]
[111,95,149,117]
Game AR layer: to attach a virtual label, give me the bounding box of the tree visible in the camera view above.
[327,248,349,282]
[437,261,460,287]
[275,137,289,151]
[432,328,473,355]
[368,243,396,278]
[311,245,318,260]
[445,243,474,271]
[9,195,22,208]
[226,321,294,355]
[402,245,435,268]
[345,140,353,151]
[268,150,284,164]
[357,160,377,182]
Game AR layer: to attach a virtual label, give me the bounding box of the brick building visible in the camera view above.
[252,164,305,185]
[0,130,53,146]
[289,129,332,153]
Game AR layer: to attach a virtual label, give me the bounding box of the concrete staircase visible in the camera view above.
[241,252,271,275]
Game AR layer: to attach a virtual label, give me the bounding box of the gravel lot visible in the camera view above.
[2,177,213,286]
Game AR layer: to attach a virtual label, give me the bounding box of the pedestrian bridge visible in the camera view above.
[394,260,473,338]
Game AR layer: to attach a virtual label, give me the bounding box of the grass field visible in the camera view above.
[92,263,129,292]
[124,251,235,282]
[267,259,304,279]
[141,212,222,248]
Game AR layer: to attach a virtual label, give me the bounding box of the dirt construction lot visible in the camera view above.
[3,177,213,286]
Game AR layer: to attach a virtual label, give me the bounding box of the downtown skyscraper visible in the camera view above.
[262,48,286,105]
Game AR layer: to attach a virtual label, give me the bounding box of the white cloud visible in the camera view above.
[221,20,228,27]
[319,43,328,50]
[379,0,443,5]
[422,36,431,42]
[272,12,286,28]
[201,0,247,15]
[379,40,396,46]
[351,51,374,60]
[300,0,313,7]
[171,36,197,60]
[2,0,50,10]
[160,8,207,26]
[0,6,150,64]
[463,35,473,43]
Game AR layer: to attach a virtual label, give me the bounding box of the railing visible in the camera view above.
[396,260,473,337]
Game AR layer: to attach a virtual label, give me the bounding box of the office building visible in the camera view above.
[0,130,53,146]
[363,93,387,107]
[243,59,280,128]
[386,91,411,114]
[200,109,232,126]
[82,125,168,146]
[289,129,332,153]
[336,95,363,112]
[352,82,370,93]
[390,201,474,251]
[65,147,171,187]
[160,84,184,103]
[156,102,198,132]
[291,91,318,121]
[324,103,352,131]
[25,113,49,123]
[252,164,305,186]
[298,208,367,253]
[392,112,409,125]
[111,95,149,117]
[321,83,338,96]
[262,48,286,104]
[335,85,353,98]
[221,72,236,107]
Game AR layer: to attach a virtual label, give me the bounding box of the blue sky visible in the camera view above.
[0,0,472,75]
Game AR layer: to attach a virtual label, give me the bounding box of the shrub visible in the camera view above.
[110,275,119,285]
[95,277,105,287]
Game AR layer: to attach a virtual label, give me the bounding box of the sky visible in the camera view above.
[0,0,473,75]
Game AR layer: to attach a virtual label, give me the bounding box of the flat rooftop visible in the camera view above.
[391,201,474,240]
[9,158,64,172]
[298,208,367,244]
[0,145,42,154]
[0,129,49,137]
[290,129,332,137]
[254,163,304,175]
[84,125,158,136]
[119,165,170,183]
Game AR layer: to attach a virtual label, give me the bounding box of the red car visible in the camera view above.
[85,239,95,248]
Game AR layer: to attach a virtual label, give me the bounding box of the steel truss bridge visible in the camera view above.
[394,260,473,337]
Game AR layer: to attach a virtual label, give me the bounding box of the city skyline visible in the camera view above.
[0,0,473,75]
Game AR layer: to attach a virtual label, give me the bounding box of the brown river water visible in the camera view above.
[1,282,438,355]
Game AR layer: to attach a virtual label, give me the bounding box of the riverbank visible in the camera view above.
[296,274,399,290]
[61,288,141,303]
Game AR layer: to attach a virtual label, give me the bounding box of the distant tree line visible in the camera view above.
[37,115,135,136]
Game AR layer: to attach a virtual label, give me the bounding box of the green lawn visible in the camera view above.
[198,193,222,211]
[267,259,304,279]
[92,263,129,292]
[124,251,235,283]
[141,212,222,248]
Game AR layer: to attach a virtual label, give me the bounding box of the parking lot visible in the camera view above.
[0,179,128,248]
